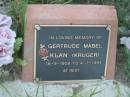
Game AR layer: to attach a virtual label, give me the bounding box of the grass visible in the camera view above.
[115,82,121,97]
[0,82,42,97]
[0,83,13,97]
[71,87,102,97]
[115,46,130,86]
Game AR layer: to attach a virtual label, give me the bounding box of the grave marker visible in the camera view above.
[22,5,118,82]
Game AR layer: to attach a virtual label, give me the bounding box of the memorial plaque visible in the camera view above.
[22,5,118,82]
[34,25,110,81]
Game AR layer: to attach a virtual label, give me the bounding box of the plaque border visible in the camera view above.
[34,25,111,82]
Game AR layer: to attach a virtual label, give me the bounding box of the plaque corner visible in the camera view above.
[35,25,41,31]
[106,25,111,32]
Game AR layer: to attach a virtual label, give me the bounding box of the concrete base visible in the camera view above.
[0,80,129,97]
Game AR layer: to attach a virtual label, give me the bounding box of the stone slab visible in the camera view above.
[43,80,130,97]
[22,4,118,82]
[0,80,129,97]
